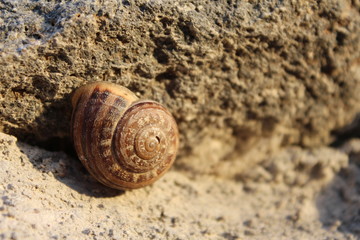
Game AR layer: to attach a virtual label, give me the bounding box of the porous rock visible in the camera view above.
[0,0,359,175]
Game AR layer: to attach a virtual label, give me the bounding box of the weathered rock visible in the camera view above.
[0,0,359,175]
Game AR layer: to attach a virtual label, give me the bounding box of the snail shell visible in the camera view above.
[71,82,179,190]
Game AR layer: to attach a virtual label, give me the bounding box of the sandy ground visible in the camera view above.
[1,131,360,239]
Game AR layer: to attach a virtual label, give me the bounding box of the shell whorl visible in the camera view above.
[71,82,179,190]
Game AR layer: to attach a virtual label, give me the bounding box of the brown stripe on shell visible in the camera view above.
[73,88,117,186]
[72,86,99,167]
[95,96,133,188]
[85,91,121,186]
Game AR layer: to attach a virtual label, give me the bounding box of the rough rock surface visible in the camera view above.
[0,0,360,174]
[1,132,360,239]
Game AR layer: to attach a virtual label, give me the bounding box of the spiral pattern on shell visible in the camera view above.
[71,82,179,190]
